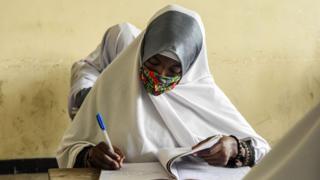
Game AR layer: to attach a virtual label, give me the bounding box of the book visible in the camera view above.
[99,135,250,180]
[157,135,223,179]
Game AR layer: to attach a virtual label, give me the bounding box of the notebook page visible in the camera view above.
[99,162,169,180]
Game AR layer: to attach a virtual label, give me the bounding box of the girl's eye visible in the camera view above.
[148,58,160,65]
[170,66,182,74]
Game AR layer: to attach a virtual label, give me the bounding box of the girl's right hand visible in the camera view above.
[86,142,125,170]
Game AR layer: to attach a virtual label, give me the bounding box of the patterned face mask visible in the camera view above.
[140,66,181,96]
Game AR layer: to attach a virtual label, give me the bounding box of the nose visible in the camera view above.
[156,68,169,76]
[158,70,166,76]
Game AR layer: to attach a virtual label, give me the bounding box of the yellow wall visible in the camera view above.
[0,0,319,159]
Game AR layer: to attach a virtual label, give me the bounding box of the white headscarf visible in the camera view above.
[57,4,270,168]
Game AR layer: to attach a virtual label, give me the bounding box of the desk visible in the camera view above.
[48,168,100,180]
[0,173,48,180]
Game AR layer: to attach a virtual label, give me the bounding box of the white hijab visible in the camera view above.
[57,4,270,168]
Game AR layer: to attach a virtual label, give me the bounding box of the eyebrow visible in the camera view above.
[154,55,181,67]
[172,64,181,68]
[153,55,161,62]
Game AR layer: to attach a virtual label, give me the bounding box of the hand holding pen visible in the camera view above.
[84,113,125,170]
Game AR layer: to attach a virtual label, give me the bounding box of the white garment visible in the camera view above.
[57,4,270,168]
[68,23,141,119]
[244,102,320,180]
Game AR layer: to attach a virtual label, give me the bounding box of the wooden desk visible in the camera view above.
[48,168,100,180]
[0,173,48,180]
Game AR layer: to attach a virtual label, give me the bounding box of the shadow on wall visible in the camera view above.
[0,58,71,159]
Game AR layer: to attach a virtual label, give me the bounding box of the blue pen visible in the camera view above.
[96,113,114,153]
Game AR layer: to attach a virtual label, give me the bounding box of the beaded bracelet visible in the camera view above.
[241,140,255,167]
[227,135,255,168]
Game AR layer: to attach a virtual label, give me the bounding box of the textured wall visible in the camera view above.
[0,0,319,159]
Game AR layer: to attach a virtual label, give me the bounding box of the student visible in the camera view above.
[67,22,141,120]
[57,4,270,170]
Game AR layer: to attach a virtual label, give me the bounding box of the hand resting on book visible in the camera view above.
[192,135,238,167]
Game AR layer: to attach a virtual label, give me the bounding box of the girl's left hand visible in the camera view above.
[192,135,238,167]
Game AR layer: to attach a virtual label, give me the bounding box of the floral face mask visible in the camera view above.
[139,66,181,96]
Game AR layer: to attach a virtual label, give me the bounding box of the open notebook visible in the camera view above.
[99,135,250,180]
